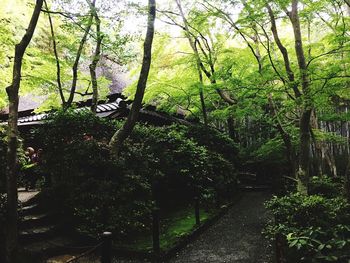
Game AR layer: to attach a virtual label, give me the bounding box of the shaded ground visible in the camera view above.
[114,191,273,263]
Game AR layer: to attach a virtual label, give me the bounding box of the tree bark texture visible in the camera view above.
[5,1,44,262]
[44,0,66,104]
[89,1,103,113]
[266,3,302,99]
[109,0,156,156]
[65,0,95,108]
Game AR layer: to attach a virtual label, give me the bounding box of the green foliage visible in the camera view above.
[33,111,237,239]
[33,110,150,238]
[309,176,344,199]
[251,136,286,164]
[180,124,238,164]
[265,192,350,262]
[120,123,237,204]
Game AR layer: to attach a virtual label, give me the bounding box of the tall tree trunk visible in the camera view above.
[65,0,95,108]
[88,1,103,113]
[288,0,312,194]
[109,0,156,156]
[298,109,312,194]
[44,0,66,104]
[5,1,43,262]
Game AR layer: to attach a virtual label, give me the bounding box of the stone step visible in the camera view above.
[18,190,40,205]
[20,213,53,229]
[20,224,59,244]
[20,203,41,216]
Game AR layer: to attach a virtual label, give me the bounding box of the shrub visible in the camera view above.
[33,111,237,239]
[265,193,350,262]
[309,176,343,198]
[123,124,237,204]
[179,125,238,164]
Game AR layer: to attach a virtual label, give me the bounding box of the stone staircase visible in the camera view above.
[19,193,85,262]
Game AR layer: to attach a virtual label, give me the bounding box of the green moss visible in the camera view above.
[159,206,209,250]
[115,205,211,252]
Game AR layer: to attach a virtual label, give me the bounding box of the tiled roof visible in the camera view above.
[15,98,126,126]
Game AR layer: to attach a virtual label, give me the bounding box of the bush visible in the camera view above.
[265,193,350,262]
[179,125,238,164]
[33,111,237,239]
[122,124,237,204]
[33,111,236,238]
[309,176,344,199]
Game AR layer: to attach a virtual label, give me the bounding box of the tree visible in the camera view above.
[5,1,44,262]
[65,0,96,108]
[88,0,103,112]
[109,0,156,156]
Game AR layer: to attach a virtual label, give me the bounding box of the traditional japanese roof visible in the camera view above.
[15,98,126,126]
[0,93,190,127]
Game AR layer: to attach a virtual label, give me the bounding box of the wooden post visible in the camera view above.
[194,197,200,225]
[152,207,160,257]
[101,231,112,263]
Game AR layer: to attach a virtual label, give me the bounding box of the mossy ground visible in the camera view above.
[115,205,211,252]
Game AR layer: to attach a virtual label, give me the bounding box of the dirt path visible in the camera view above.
[114,191,273,263]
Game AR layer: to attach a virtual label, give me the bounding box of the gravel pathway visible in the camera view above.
[169,191,272,263]
[114,191,273,263]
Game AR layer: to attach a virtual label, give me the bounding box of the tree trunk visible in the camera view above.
[345,0,350,9]
[5,1,43,262]
[288,0,312,195]
[109,0,156,157]
[198,81,208,126]
[44,0,66,104]
[297,109,312,194]
[65,1,95,108]
[89,1,103,113]
[266,3,302,99]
